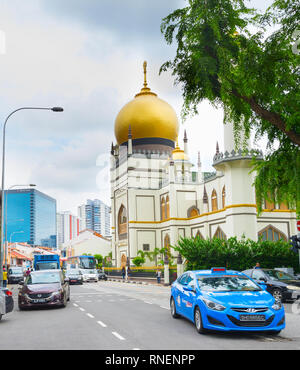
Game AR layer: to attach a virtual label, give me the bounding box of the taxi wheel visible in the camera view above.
[170,297,180,319]
[194,307,206,334]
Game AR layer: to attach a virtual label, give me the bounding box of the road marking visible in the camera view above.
[160,306,170,310]
[97,321,107,328]
[73,303,78,307]
[144,301,153,305]
[87,313,94,319]
[112,332,125,341]
[79,307,85,312]
[133,348,140,350]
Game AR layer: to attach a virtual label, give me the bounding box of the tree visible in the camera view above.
[160,0,300,215]
[94,254,103,268]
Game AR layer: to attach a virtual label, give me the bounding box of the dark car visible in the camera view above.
[18,270,70,309]
[65,269,83,285]
[8,266,24,284]
[0,288,14,321]
[242,268,300,302]
[97,270,108,281]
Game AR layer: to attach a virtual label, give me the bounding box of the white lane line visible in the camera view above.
[160,306,170,310]
[79,307,85,312]
[97,321,107,328]
[87,313,95,319]
[73,303,78,307]
[133,348,140,350]
[112,331,125,341]
[144,301,153,305]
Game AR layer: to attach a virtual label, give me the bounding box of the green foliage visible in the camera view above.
[160,0,300,216]
[94,254,103,268]
[132,256,145,267]
[174,236,299,273]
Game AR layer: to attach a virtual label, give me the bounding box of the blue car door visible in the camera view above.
[180,273,197,321]
[174,273,189,315]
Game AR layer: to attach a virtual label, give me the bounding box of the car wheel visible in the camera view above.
[269,330,281,335]
[170,297,180,319]
[194,306,206,334]
[272,288,283,301]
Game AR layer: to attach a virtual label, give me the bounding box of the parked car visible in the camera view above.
[242,268,300,302]
[0,288,14,321]
[65,269,83,285]
[97,270,108,281]
[80,269,98,282]
[8,266,24,284]
[18,269,70,309]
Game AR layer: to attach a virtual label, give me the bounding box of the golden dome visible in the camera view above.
[114,62,179,145]
[172,140,189,161]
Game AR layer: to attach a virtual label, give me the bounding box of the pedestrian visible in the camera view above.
[121,266,126,280]
[254,262,261,269]
[127,266,131,281]
[25,268,31,277]
[2,267,7,288]
[156,269,161,284]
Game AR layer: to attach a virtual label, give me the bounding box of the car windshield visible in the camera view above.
[66,269,80,275]
[26,272,61,285]
[196,275,261,292]
[264,270,295,281]
[9,268,23,274]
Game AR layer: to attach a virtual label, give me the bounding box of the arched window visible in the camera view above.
[222,186,226,209]
[166,196,170,219]
[195,230,204,240]
[213,226,227,240]
[161,197,165,220]
[187,206,199,218]
[164,234,170,252]
[211,189,218,212]
[118,205,127,238]
[258,225,287,242]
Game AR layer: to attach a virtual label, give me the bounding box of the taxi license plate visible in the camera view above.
[71,280,76,282]
[33,299,46,303]
[240,315,265,322]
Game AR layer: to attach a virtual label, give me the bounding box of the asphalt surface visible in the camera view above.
[0,281,300,350]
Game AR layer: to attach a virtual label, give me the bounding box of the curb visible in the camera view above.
[107,277,169,287]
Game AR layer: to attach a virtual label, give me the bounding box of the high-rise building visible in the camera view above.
[56,211,82,248]
[4,189,57,248]
[78,199,111,237]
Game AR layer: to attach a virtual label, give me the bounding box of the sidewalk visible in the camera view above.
[107,276,170,287]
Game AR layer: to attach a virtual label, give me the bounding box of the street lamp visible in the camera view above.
[0,107,63,287]
[4,184,36,270]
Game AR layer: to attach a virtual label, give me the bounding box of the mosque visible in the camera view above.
[110,62,297,268]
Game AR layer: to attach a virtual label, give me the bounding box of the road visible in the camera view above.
[0,281,299,350]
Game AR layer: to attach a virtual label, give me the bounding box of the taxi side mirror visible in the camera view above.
[183,285,196,293]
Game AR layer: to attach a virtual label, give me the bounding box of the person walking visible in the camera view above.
[156,269,161,284]
[2,267,7,288]
[121,266,126,281]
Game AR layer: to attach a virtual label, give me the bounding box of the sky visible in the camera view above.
[0,0,273,215]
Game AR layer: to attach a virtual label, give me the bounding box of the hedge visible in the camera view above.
[174,236,299,273]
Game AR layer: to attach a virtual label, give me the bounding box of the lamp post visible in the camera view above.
[0,107,63,287]
[4,184,36,270]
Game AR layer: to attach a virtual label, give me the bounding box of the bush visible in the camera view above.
[132,256,145,267]
[174,236,299,273]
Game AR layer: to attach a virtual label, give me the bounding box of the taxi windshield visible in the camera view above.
[196,275,261,292]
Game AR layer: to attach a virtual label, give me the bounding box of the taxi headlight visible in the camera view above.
[202,298,226,311]
[272,300,282,311]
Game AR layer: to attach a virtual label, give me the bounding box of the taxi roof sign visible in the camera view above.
[211,267,226,273]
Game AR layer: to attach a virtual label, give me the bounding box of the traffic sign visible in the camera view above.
[297,220,300,232]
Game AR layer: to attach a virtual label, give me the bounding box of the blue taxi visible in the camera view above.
[170,268,285,334]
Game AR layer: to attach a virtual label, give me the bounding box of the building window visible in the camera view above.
[118,205,127,238]
[143,244,150,251]
[279,202,289,210]
[188,206,199,218]
[161,197,165,220]
[211,189,218,212]
[166,196,170,219]
[195,230,204,239]
[222,186,226,209]
[258,225,287,242]
[164,234,170,251]
[213,227,227,240]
